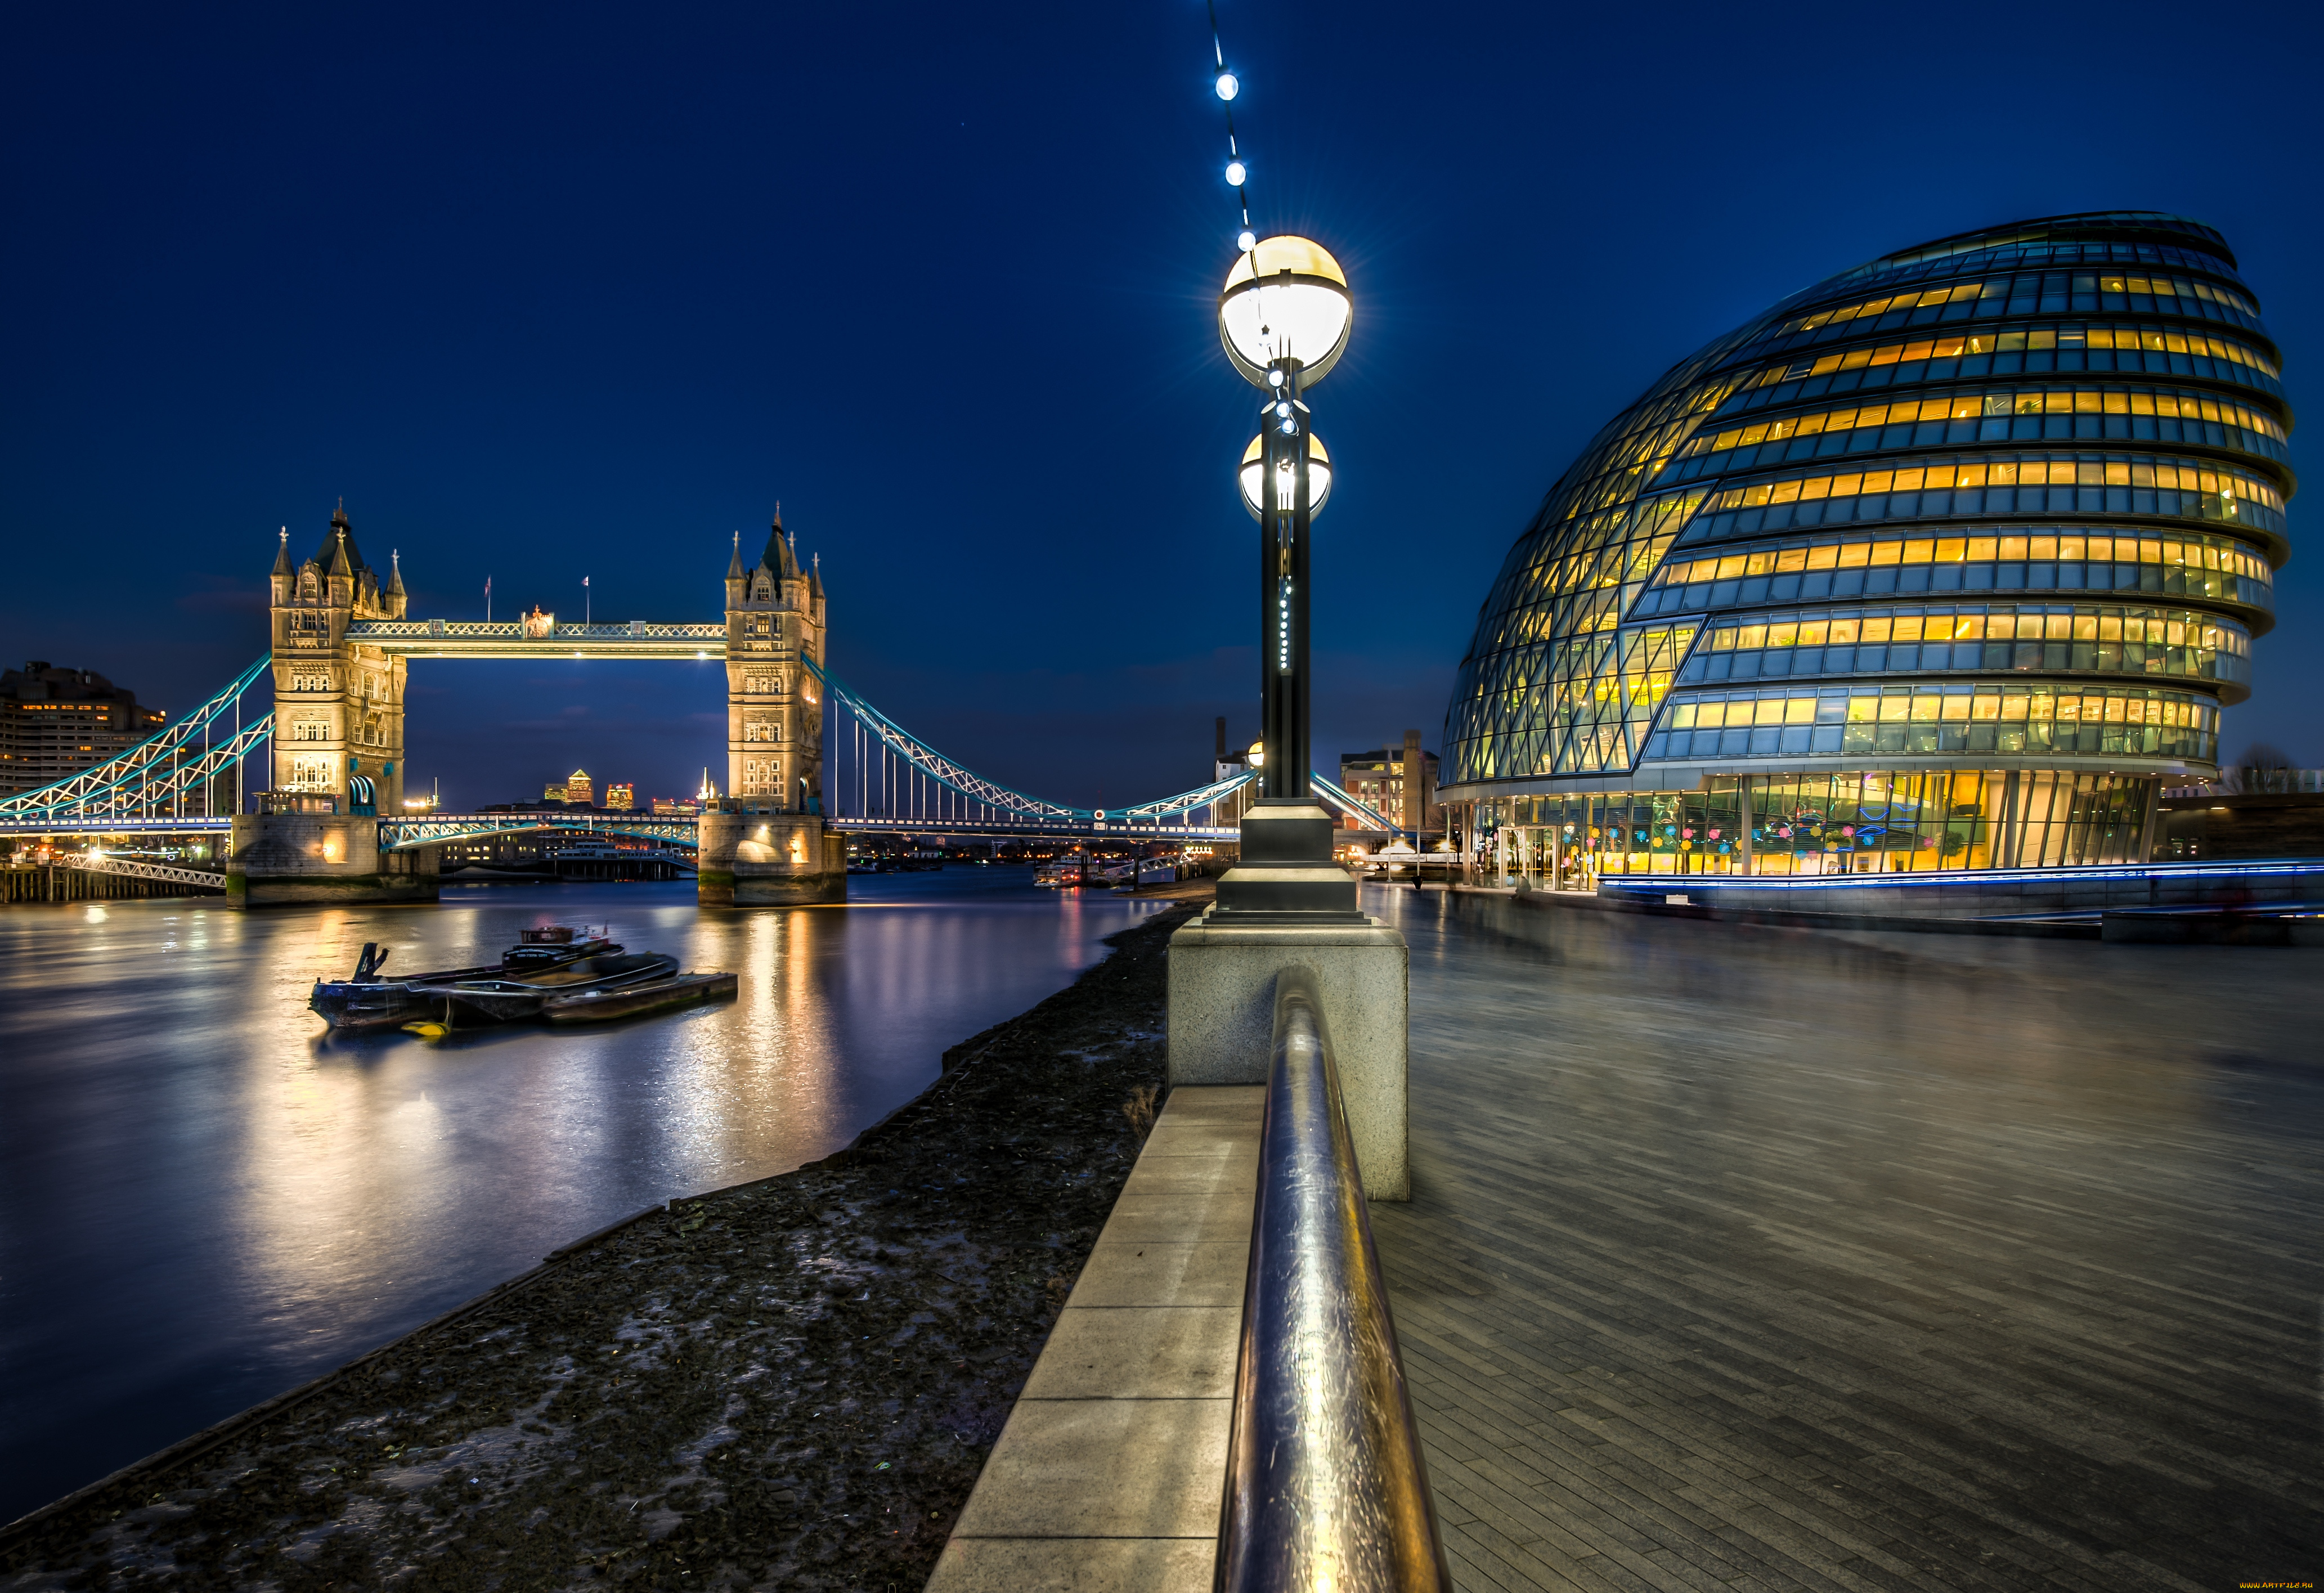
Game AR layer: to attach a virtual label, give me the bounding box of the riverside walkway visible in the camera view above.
[1361,886,2320,1593]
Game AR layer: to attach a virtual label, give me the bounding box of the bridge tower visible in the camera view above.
[722,511,824,809]
[267,505,407,813]
[700,512,844,905]
[232,504,433,908]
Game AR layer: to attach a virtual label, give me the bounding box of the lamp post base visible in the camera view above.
[1212,800,1365,923]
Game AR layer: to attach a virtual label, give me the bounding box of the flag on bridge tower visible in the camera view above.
[485,575,492,622]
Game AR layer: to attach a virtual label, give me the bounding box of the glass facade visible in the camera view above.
[1439,213,2289,882]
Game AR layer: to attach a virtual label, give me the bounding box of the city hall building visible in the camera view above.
[1437,212,2287,882]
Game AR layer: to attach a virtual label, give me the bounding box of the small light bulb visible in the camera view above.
[1280,417,1297,435]
[1215,71,1239,101]
[1224,160,1247,187]
[1267,369,1284,388]
[1276,401,1291,417]
[1237,229,1256,252]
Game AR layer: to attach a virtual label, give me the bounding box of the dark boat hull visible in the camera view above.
[543,972,738,1024]
[309,965,503,1030]
[410,953,682,1026]
[309,934,621,1030]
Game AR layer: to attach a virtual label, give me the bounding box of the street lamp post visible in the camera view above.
[1213,235,1363,920]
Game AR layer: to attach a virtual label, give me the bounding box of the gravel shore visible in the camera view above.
[0,890,1208,1592]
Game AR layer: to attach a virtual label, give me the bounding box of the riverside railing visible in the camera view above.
[1217,968,1455,1592]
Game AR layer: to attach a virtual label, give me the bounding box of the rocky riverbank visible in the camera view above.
[0,890,1208,1592]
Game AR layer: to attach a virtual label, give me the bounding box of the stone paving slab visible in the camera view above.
[925,1084,1262,1592]
[1019,1306,1240,1401]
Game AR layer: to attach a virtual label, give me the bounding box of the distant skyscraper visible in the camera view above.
[604,782,634,811]
[0,662,166,797]
[565,768,594,807]
[1441,212,2283,879]
[543,782,568,803]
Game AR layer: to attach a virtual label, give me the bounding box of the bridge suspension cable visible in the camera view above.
[805,656,1405,837]
[0,656,274,824]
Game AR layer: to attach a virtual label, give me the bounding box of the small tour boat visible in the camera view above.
[542,971,740,1024]
[309,926,618,1030]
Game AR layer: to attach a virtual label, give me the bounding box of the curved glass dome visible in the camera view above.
[1442,212,2289,804]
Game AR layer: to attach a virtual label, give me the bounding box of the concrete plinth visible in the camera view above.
[1167,908,1411,1200]
[226,813,439,909]
[696,807,846,906]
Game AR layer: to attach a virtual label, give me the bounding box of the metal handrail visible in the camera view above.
[1217,967,1453,1592]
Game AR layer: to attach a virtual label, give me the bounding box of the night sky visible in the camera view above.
[6,2,2319,810]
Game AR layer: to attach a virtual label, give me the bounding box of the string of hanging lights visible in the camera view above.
[1206,1,1257,254]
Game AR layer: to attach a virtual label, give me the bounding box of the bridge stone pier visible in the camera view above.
[696,804,846,905]
[226,808,439,908]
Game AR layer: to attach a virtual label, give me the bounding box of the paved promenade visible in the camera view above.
[1361,887,2321,1593]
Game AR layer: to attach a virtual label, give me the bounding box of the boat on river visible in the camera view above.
[308,926,678,1030]
[406,949,681,1026]
[543,970,739,1024]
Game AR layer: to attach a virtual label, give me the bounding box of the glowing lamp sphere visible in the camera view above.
[1218,235,1351,387]
[1224,159,1247,187]
[1247,738,1266,769]
[1239,432,1332,520]
[1215,70,1239,101]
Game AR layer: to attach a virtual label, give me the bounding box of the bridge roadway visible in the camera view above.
[1361,884,2319,1592]
[0,812,1246,845]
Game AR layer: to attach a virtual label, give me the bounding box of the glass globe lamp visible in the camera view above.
[1239,432,1332,520]
[1217,235,1351,387]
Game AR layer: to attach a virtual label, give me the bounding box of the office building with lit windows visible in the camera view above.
[1438,213,2287,881]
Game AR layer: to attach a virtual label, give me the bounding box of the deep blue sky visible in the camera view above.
[6,1,2319,807]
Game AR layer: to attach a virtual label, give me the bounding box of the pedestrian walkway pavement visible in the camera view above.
[1359,886,2322,1593]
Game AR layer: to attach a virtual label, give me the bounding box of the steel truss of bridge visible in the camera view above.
[825,815,1242,842]
[378,814,701,851]
[0,816,232,837]
[343,620,729,661]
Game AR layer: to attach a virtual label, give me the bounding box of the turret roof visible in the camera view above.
[757,511,798,580]
[315,504,371,578]
[272,529,294,578]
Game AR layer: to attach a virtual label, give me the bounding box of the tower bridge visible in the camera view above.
[0,506,1402,903]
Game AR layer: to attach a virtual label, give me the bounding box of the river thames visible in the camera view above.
[0,870,1167,1522]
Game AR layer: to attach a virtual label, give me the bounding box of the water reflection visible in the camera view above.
[0,872,1161,1520]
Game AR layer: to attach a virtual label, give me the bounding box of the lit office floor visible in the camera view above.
[1362,887,2322,1593]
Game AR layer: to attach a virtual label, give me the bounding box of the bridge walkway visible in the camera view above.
[1359,884,2320,1593]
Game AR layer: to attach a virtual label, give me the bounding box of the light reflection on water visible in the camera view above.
[0,871,1161,1520]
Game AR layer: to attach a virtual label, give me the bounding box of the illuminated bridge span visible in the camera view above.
[0,514,1402,848]
[1,657,1401,848]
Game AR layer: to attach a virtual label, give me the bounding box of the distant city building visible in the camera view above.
[1340,732,1441,834]
[604,782,634,811]
[542,782,568,804]
[1440,212,2285,879]
[0,661,167,797]
[564,768,594,807]
[652,796,701,816]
